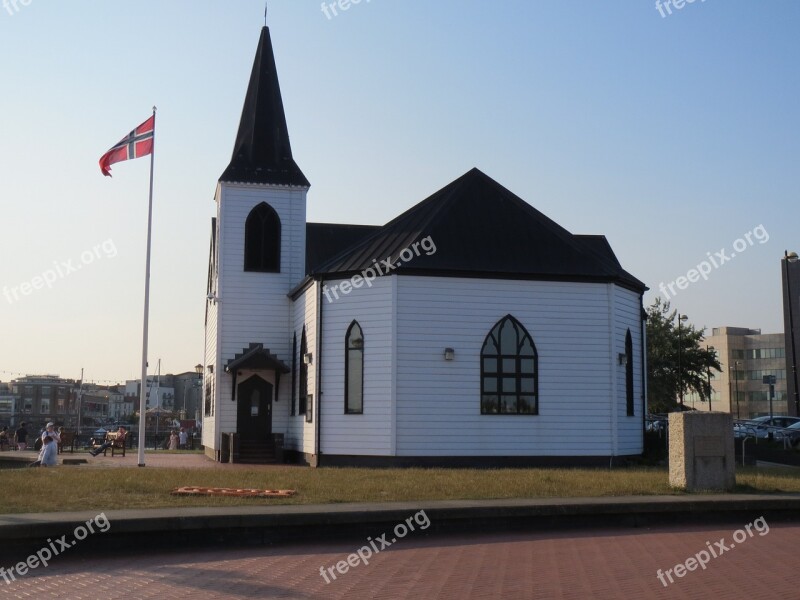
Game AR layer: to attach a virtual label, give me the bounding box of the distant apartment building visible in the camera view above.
[107,388,132,420]
[124,378,175,410]
[80,389,110,424]
[690,328,787,419]
[172,369,204,420]
[10,375,78,428]
[0,382,17,426]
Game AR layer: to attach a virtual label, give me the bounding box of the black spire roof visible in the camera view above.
[310,168,646,292]
[219,27,310,187]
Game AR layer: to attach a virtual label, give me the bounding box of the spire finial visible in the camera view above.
[264,2,268,26]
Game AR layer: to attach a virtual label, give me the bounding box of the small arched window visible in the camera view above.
[345,321,364,414]
[625,329,634,416]
[481,315,538,415]
[244,202,281,272]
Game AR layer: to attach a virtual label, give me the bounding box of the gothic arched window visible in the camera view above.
[481,315,538,415]
[345,321,364,414]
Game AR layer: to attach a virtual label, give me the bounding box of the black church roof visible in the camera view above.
[306,223,380,274]
[308,168,645,292]
[219,27,310,187]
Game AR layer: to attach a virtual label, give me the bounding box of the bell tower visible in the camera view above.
[203,26,309,459]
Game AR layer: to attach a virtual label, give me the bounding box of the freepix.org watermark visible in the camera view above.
[321,0,372,20]
[3,0,32,16]
[1,513,111,585]
[322,236,436,304]
[656,516,768,587]
[655,0,707,19]
[658,225,768,301]
[3,239,118,305]
[319,510,431,584]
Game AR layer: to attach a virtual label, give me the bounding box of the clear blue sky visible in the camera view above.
[1,0,798,383]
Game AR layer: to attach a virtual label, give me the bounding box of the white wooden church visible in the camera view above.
[202,26,648,466]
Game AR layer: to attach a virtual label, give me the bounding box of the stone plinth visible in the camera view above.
[669,412,735,491]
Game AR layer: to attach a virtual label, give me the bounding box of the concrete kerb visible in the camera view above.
[2,494,800,560]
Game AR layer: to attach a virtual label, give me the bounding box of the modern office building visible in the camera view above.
[692,328,787,419]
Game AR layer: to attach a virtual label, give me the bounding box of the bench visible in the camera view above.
[58,431,76,454]
[91,432,127,457]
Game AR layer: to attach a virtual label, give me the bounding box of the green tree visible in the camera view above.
[646,298,721,413]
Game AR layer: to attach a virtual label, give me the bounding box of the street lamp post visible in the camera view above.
[183,365,203,423]
[728,368,734,419]
[706,346,715,411]
[677,313,688,407]
[181,387,189,420]
[784,251,800,416]
[763,374,776,422]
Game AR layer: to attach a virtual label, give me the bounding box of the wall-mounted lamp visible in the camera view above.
[206,293,219,305]
[618,352,628,366]
[206,365,214,374]
[444,348,455,361]
[303,352,313,365]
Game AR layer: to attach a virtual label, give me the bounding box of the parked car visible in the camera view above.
[737,416,800,440]
[773,421,800,445]
[734,416,771,439]
[646,418,668,433]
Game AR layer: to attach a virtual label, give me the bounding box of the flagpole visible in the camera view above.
[137,106,157,467]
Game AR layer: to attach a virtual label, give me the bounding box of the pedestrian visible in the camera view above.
[29,435,58,467]
[169,430,179,450]
[0,427,9,451]
[42,422,61,448]
[15,422,28,451]
[178,427,188,450]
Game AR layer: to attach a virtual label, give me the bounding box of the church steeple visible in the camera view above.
[219,26,310,187]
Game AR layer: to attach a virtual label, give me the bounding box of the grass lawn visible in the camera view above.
[1,466,799,514]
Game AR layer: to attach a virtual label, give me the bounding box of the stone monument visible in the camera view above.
[669,412,735,492]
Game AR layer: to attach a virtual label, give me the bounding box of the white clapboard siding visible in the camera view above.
[394,276,642,457]
[210,182,307,449]
[614,285,645,455]
[202,299,219,451]
[319,276,394,456]
[284,283,317,454]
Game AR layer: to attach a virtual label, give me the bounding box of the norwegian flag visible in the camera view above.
[99,115,155,177]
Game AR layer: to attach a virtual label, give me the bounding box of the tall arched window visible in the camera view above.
[290,332,297,416]
[244,202,281,272]
[625,329,634,416]
[345,321,364,414]
[298,326,307,415]
[481,315,538,415]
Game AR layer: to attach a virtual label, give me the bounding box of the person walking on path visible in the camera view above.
[29,436,57,467]
[15,422,28,451]
[42,422,60,448]
[179,427,188,450]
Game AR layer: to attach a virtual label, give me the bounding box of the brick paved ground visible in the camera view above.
[1,522,795,599]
